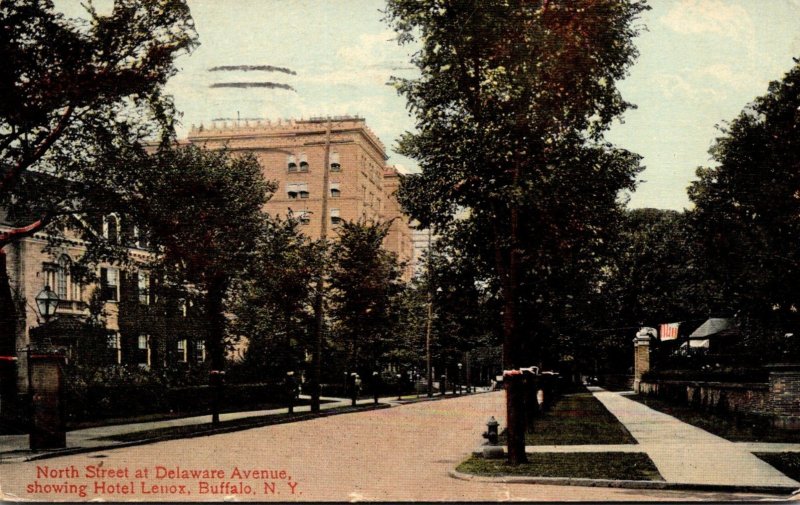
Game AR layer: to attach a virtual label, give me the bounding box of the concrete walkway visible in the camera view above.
[590,388,800,489]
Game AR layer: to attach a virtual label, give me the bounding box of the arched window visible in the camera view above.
[299,153,309,172]
[56,255,71,300]
[103,214,120,244]
[287,155,298,172]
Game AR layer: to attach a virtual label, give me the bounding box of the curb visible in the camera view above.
[394,390,490,405]
[448,469,800,495]
[1,403,391,463]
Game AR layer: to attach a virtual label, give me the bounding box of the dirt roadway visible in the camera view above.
[0,392,785,501]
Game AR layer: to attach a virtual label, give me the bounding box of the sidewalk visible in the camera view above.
[0,389,489,462]
[589,387,800,489]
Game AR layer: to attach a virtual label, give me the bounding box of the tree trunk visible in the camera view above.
[494,161,527,465]
[0,249,19,410]
[206,276,227,426]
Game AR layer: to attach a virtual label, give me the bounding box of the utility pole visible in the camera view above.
[424,228,433,398]
[311,118,332,413]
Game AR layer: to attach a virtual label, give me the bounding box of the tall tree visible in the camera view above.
[328,220,404,377]
[689,59,800,362]
[0,0,196,355]
[228,217,319,383]
[113,145,275,424]
[385,0,647,463]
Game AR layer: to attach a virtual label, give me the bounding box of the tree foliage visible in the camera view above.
[689,59,800,361]
[385,0,648,463]
[107,144,274,423]
[228,217,320,382]
[328,220,404,375]
[0,0,197,248]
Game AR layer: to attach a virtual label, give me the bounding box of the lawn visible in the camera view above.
[500,390,637,445]
[68,398,326,430]
[628,394,800,443]
[755,453,800,482]
[100,404,387,442]
[457,453,663,481]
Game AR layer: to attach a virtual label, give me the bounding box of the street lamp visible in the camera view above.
[458,362,463,395]
[396,373,402,400]
[35,285,59,323]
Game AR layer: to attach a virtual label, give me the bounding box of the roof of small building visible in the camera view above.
[689,318,736,339]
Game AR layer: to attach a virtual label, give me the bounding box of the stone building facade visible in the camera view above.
[1,214,207,392]
[186,116,415,278]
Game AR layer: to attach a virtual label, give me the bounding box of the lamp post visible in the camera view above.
[396,373,402,400]
[372,371,379,405]
[30,285,59,385]
[29,285,65,450]
[458,362,463,395]
[35,285,59,324]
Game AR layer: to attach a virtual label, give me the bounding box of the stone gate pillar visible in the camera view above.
[29,353,66,450]
[633,329,653,394]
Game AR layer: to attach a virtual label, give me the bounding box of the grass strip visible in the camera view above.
[755,453,800,482]
[98,404,386,442]
[68,399,331,431]
[500,391,636,445]
[628,394,800,443]
[457,453,663,481]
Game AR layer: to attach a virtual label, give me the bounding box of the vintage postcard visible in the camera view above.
[2,0,800,501]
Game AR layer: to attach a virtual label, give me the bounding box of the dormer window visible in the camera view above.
[287,155,298,172]
[299,153,309,172]
[330,152,341,172]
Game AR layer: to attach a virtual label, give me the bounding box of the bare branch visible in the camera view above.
[0,105,75,194]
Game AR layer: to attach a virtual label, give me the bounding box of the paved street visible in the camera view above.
[0,391,786,501]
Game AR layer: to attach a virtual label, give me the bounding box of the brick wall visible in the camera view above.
[767,364,800,429]
[638,380,770,415]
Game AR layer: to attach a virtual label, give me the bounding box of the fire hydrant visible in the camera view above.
[482,416,499,445]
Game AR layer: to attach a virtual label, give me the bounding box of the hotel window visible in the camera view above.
[102,214,120,244]
[287,155,297,172]
[330,182,341,198]
[330,208,341,226]
[177,339,187,362]
[107,333,122,365]
[286,182,308,200]
[299,153,309,172]
[100,267,119,301]
[137,271,150,305]
[330,152,341,172]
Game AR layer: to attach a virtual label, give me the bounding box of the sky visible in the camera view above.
[59,0,800,211]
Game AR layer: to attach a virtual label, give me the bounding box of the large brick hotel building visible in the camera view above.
[186,116,415,277]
